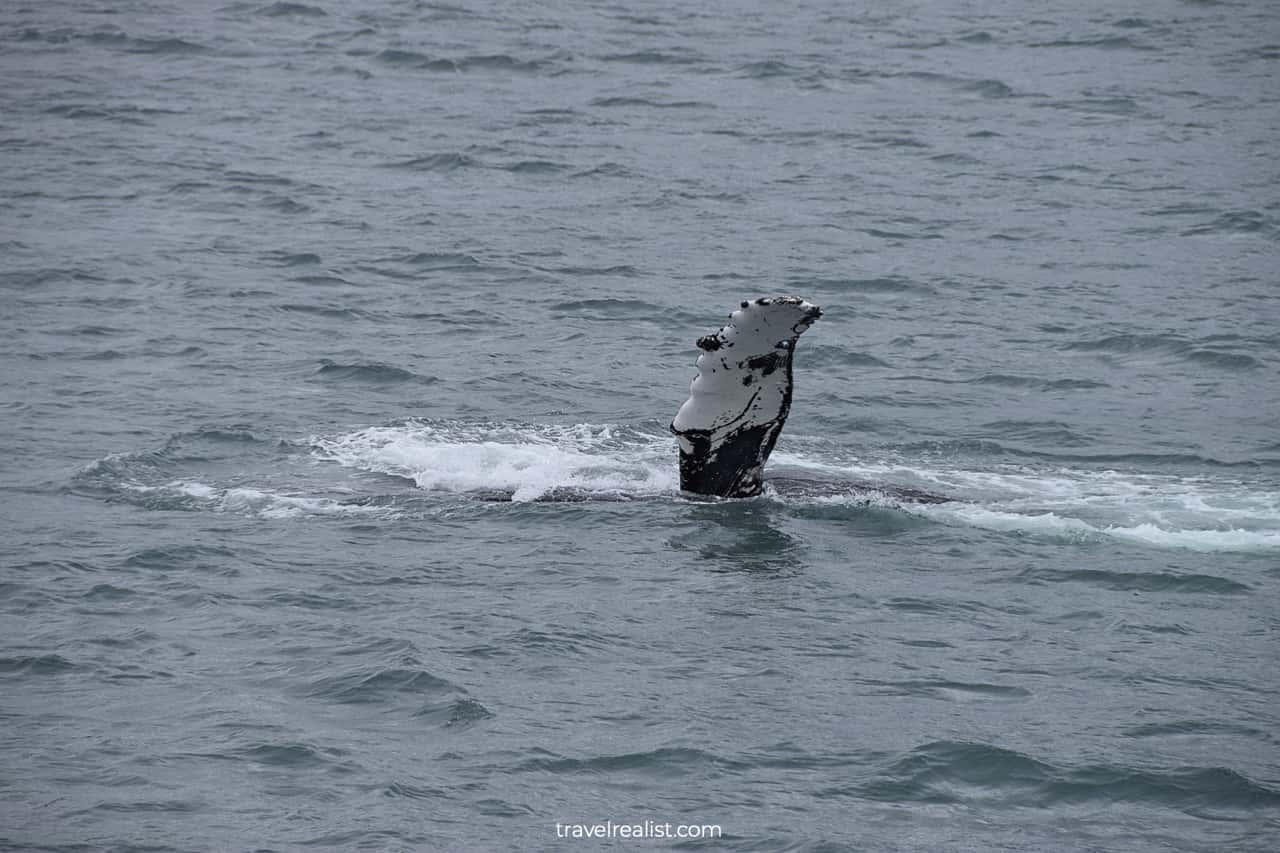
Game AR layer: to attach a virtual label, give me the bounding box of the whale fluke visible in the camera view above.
[672,297,822,497]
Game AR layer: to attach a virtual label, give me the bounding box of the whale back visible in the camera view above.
[672,297,821,497]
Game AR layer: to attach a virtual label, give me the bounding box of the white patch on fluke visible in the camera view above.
[672,296,821,437]
[672,297,821,497]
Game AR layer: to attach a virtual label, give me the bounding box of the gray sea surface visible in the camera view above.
[2,0,1279,850]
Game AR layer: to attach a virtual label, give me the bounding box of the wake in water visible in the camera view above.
[70,419,1280,553]
[767,448,1280,553]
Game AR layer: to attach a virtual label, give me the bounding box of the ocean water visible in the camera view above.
[2,0,1279,850]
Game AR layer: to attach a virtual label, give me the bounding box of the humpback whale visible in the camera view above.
[672,297,822,498]
[471,296,947,503]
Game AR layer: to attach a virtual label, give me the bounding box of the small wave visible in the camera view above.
[1017,568,1250,594]
[805,346,890,368]
[866,131,930,148]
[601,49,704,65]
[977,420,1095,447]
[518,107,580,122]
[500,159,571,174]
[262,195,310,214]
[167,180,213,194]
[123,544,237,569]
[71,432,259,498]
[307,666,458,704]
[313,360,434,385]
[548,297,666,319]
[386,251,483,270]
[234,742,347,769]
[416,2,481,20]
[736,60,802,78]
[65,800,200,816]
[860,227,942,240]
[1031,36,1153,51]
[515,746,728,776]
[1182,210,1273,237]
[0,267,105,288]
[59,323,126,337]
[277,303,367,319]
[1243,44,1280,60]
[44,104,148,125]
[419,697,494,727]
[589,97,713,110]
[373,48,430,66]
[853,741,1051,802]
[257,2,327,16]
[1064,333,1186,353]
[1123,720,1267,738]
[960,79,1015,98]
[0,654,77,676]
[892,373,1107,391]
[385,781,450,799]
[223,169,294,187]
[373,49,546,73]
[1032,97,1143,119]
[263,251,321,266]
[1062,333,1262,369]
[930,152,981,165]
[570,162,634,179]
[790,276,933,295]
[291,274,347,287]
[1187,349,1260,369]
[969,373,1102,389]
[82,584,137,602]
[504,627,619,656]
[387,152,478,172]
[125,37,211,55]
[855,740,1280,811]
[449,54,547,73]
[883,72,1017,100]
[868,679,1032,702]
[804,439,1268,469]
[540,264,640,277]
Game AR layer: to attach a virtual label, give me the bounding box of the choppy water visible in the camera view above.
[3,0,1279,850]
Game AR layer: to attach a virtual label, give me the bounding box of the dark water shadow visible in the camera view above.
[669,500,804,574]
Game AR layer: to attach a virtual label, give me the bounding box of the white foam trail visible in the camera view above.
[123,480,386,519]
[772,449,1280,552]
[301,422,1280,550]
[915,505,1280,552]
[312,421,678,501]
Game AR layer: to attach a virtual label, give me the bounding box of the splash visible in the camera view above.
[312,421,678,502]
[73,421,1280,550]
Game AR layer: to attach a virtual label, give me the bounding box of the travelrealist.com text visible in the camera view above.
[555,820,723,840]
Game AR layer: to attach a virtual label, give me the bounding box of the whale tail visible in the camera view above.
[671,297,822,497]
